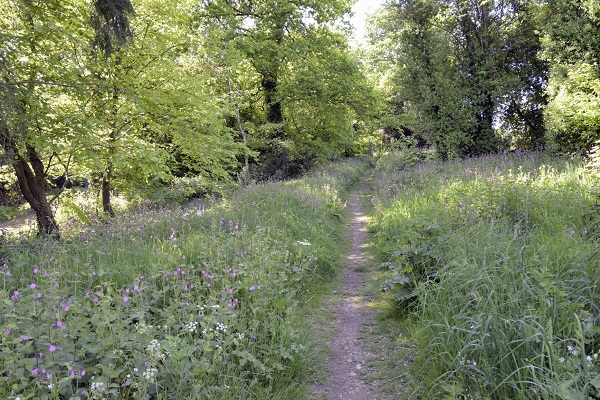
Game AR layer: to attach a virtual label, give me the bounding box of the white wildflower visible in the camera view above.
[215,322,227,334]
[142,367,158,381]
[186,321,198,333]
[91,381,105,393]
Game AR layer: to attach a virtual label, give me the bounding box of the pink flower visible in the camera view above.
[29,283,37,289]
[22,335,29,341]
[48,345,56,352]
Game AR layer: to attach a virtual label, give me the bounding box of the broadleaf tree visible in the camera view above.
[368,0,547,158]
[198,0,378,178]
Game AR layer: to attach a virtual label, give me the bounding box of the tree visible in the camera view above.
[0,0,90,234]
[538,0,600,153]
[368,0,547,158]
[197,0,375,178]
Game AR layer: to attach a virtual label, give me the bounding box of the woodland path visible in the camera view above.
[0,209,36,234]
[312,178,390,400]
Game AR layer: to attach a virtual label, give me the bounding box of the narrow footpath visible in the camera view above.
[312,180,389,400]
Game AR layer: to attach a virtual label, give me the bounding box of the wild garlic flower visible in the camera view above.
[91,381,105,393]
[142,367,158,381]
[186,322,198,333]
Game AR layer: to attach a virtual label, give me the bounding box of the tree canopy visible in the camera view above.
[0,0,376,234]
[2,0,600,234]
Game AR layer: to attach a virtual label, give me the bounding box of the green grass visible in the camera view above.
[0,158,369,400]
[371,150,600,399]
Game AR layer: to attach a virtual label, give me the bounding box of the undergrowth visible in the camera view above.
[372,150,600,399]
[0,158,369,400]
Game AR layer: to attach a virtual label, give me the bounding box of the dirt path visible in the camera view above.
[312,180,388,400]
[0,209,36,234]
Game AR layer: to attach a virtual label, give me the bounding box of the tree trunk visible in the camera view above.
[0,121,59,235]
[101,174,114,216]
[262,72,282,124]
[26,144,49,190]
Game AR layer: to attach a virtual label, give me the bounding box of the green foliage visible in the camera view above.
[199,0,377,179]
[544,64,600,154]
[367,0,547,158]
[138,176,232,207]
[0,158,369,399]
[538,0,600,154]
[372,150,600,398]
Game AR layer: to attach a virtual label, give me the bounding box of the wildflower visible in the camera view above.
[122,296,129,303]
[31,368,38,376]
[48,383,54,389]
[4,329,10,335]
[45,373,52,380]
[587,355,593,362]
[142,367,158,381]
[48,345,56,352]
[36,293,42,299]
[56,321,66,329]
[186,322,198,333]
[29,283,36,289]
[10,291,19,300]
[91,381,105,393]
[22,335,28,341]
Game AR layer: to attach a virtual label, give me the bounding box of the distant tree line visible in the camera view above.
[367,0,600,158]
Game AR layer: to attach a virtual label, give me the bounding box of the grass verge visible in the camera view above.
[371,150,600,399]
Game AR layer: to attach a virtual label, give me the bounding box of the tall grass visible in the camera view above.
[372,150,600,399]
[0,158,369,400]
